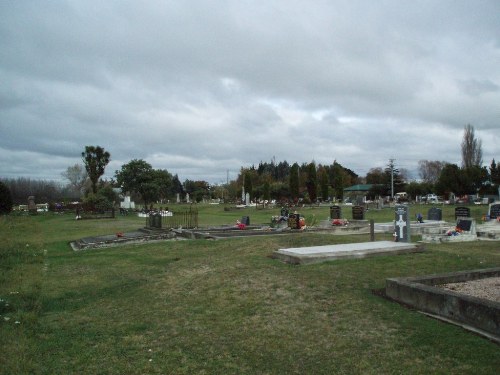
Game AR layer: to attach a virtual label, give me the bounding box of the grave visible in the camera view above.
[352,205,365,220]
[427,207,442,221]
[394,205,411,242]
[147,212,162,229]
[288,213,301,229]
[27,196,37,215]
[330,205,341,220]
[272,241,423,265]
[488,202,500,220]
[455,206,470,220]
[421,217,477,243]
[385,267,500,342]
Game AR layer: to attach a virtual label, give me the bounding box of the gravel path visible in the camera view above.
[438,277,500,303]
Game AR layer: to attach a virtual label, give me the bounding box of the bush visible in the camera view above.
[0,181,13,214]
[82,192,113,212]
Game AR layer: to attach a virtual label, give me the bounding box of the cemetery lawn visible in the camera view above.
[1,207,499,374]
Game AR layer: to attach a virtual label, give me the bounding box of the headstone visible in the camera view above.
[280,207,289,217]
[176,193,180,203]
[455,206,470,219]
[27,196,37,214]
[488,202,500,220]
[352,205,365,220]
[288,213,300,229]
[456,218,473,232]
[148,212,162,229]
[186,193,190,203]
[241,216,250,226]
[394,205,411,242]
[427,207,442,221]
[245,193,250,206]
[330,205,341,220]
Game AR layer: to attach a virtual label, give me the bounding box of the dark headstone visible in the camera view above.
[456,218,472,232]
[148,212,162,229]
[352,205,365,220]
[280,207,289,217]
[489,203,500,220]
[427,207,442,221]
[455,206,470,219]
[241,216,250,226]
[330,205,341,220]
[394,205,410,243]
[288,213,300,229]
[28,196,37,214]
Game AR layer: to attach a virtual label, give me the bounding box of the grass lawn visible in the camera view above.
[1,204,499,374]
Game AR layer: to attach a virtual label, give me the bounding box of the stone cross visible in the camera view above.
[395,214,406,238]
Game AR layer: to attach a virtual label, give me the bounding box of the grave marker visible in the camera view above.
[488,202,500,220]
[288,213,300,229]
[427,207,442,221]
[330,205,341,220]
[455,206,470,219]
[28,196,37,214]
[352,205,365,220]
[394,205,411,242]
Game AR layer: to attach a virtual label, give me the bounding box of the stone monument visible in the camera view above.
[394,205,410,242]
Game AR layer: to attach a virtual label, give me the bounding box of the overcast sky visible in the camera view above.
[1,1,499,185]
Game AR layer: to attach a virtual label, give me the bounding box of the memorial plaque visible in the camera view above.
[352,205,365,220]
[330,205,341,220]
[455,206,470,219]
[394,205,410,242]
[456,218,472,232]
[427,207,442,221]
[288,213,300,229]
[488,203,500,220]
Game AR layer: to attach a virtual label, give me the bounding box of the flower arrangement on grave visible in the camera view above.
[332,219,349,226]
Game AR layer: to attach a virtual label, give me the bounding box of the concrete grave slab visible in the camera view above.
[272,240,423,265]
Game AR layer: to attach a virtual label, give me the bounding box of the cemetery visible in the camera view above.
[2,202,500,374]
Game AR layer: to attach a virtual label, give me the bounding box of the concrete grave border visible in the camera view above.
[385,268,500,342]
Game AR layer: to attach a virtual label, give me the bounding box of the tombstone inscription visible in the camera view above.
[352,205,365,220]
[330,205,341,220]
[455,206,470,219]
[394,205,411,242]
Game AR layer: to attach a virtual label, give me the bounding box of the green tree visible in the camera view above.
[0,181,13,214]
[289,163,300,202]
[115,159,159,206]
[318,166,329,201]
[243,171,253,201]
[305,162,318,202]
[435,163,462,197]
[490,159,500,184]
[82,146,111,194]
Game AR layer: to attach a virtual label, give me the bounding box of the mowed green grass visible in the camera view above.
[1,204,499,374]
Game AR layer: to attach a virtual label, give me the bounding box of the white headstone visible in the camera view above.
[245,193,250,205]
[186,193,190,203]
[176,193,180,203]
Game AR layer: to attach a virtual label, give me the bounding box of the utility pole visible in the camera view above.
[389,158,395,200]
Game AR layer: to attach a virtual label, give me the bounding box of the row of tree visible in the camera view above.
[0,125,498,213]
